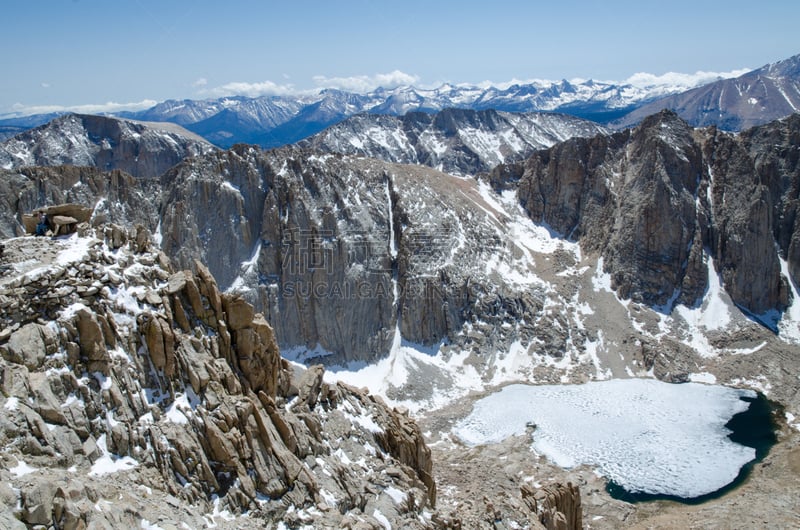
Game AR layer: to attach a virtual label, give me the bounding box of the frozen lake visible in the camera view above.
[453,379,774,500]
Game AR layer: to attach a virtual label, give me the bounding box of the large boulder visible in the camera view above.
[3,322,57,370]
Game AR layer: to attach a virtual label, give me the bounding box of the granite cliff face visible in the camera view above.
[0,114,215,178]
[501,110,798,317]
[0,228,435,528]
[158,146,398,362]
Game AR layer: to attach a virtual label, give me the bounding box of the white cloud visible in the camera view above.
[312,70,420,93]
[202,70,420,98]
[192,77,208,88]
[7,99,159,117]
[622,68,750,89]
[41,82,51,89]
[204,80,297,98]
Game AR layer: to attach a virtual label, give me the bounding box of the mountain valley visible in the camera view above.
[1,58,800,528]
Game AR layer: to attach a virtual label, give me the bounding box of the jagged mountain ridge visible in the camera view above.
[612,54,800,130]
[0,113,216,178]
[0,107,607,188]
[300,108,609,175]
[0,72,730,149]
[117,79,710,148]
[4,54,798,149]
[3,111,800,368]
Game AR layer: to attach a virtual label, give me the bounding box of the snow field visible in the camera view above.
[453,379,758,498]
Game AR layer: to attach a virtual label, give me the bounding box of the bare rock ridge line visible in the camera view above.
[0,226,436,528]
[612,53,800,130]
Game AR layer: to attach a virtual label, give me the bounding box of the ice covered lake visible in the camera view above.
[453,379,776,502]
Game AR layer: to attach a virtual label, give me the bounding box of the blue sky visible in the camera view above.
[2,0,798,116]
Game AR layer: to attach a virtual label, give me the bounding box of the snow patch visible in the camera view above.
[674,255,731,333]
[3,397,20,411]
[689,372,717,384]
[89,434,139,476]
[591,257,614,293]
[10,460,37,477]
[55,235,95,267]
[778,257,800,343]
[165,386,201,425]
[385,486,407,505]
[786,412,800,432]
[373,509,392,530]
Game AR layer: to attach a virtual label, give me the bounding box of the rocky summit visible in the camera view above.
[0,226,439,528]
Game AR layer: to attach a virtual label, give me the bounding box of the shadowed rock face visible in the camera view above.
[741,114,800,284]
[156,145,565,362]
[505,110,798,316]
[158,146,398,362]
[0,165,161,238]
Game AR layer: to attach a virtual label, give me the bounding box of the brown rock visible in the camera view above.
[5,322,56,370]
[166,271,187,295]
[529,482,582,530]
[296,364,326,410]
[222,293,255,331]
[144,315,176,376]
[75,308,109,374]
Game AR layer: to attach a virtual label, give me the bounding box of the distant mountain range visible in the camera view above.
[110,76,714,148]
[1,53,798,148]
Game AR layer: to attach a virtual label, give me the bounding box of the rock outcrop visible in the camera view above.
[0,165,161,239]
[521,482,582,530]
[502,110,800,317]
[0,229,435,528]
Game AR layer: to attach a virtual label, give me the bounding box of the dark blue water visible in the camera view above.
[606,392,778,504]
